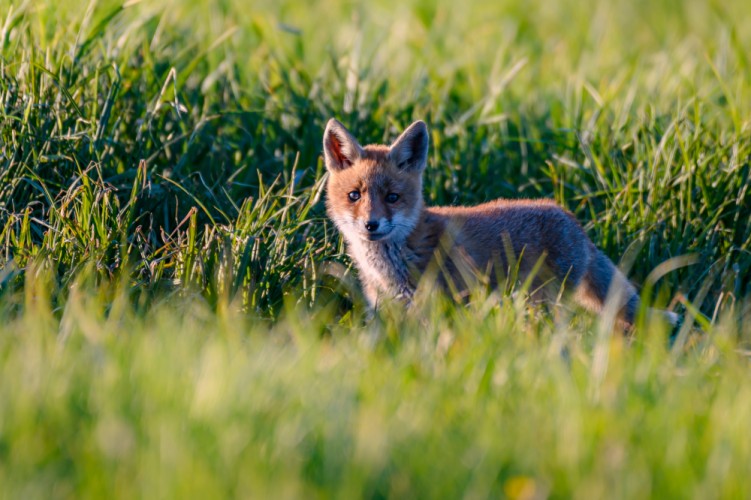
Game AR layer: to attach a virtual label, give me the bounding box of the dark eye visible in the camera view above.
[348,191,361,202]
[385,193,399,203]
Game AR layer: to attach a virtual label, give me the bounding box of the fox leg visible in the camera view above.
[574,250,640,326]
[361,280,380,311]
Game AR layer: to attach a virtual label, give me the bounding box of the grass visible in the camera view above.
[1,0,751,497]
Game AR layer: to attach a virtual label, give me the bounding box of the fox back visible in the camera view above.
[323,118,650,326]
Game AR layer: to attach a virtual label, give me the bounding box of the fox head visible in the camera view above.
[323,119,429,243]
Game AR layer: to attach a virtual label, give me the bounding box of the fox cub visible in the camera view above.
[323,119,665,327]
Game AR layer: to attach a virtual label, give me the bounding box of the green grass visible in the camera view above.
[1,0,751,497]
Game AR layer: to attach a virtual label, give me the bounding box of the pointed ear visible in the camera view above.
[389,120,429,172]
[323,119,363,172]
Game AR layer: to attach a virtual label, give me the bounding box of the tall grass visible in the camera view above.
[1,270,749,497]
[1,0,751,496]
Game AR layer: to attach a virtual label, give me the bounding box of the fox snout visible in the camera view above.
[363,206,387,233]
[360,216,392,241]
[353,193,393,239]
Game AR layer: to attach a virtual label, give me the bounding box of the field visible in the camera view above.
[1,0,751,497]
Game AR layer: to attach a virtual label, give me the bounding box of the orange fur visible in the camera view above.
[323,119,653,327]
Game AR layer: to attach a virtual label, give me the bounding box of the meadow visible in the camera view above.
[1,0,751,497]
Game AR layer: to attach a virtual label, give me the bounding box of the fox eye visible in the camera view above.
[385,193,400,203]
[348,191,361,202]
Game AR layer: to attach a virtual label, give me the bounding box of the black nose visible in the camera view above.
[365,220,380,232]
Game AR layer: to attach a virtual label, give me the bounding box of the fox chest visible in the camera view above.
[347,234,493,301]
[347,240,420,297]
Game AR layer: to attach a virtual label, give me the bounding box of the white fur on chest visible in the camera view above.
[346,237,413,298]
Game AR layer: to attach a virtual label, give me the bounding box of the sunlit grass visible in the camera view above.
[0,271,748,497]
[1,0,751,496]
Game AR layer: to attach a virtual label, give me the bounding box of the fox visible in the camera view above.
[323,118,676,328]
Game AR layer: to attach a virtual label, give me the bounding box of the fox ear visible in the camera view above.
[389,120,429,172]
[323,119,363,171]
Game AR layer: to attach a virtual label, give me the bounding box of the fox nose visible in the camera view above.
[365,220,380,232]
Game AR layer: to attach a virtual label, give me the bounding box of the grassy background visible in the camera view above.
[1,0,751,497]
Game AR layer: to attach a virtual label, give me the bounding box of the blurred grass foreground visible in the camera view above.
[1,0,751,497]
